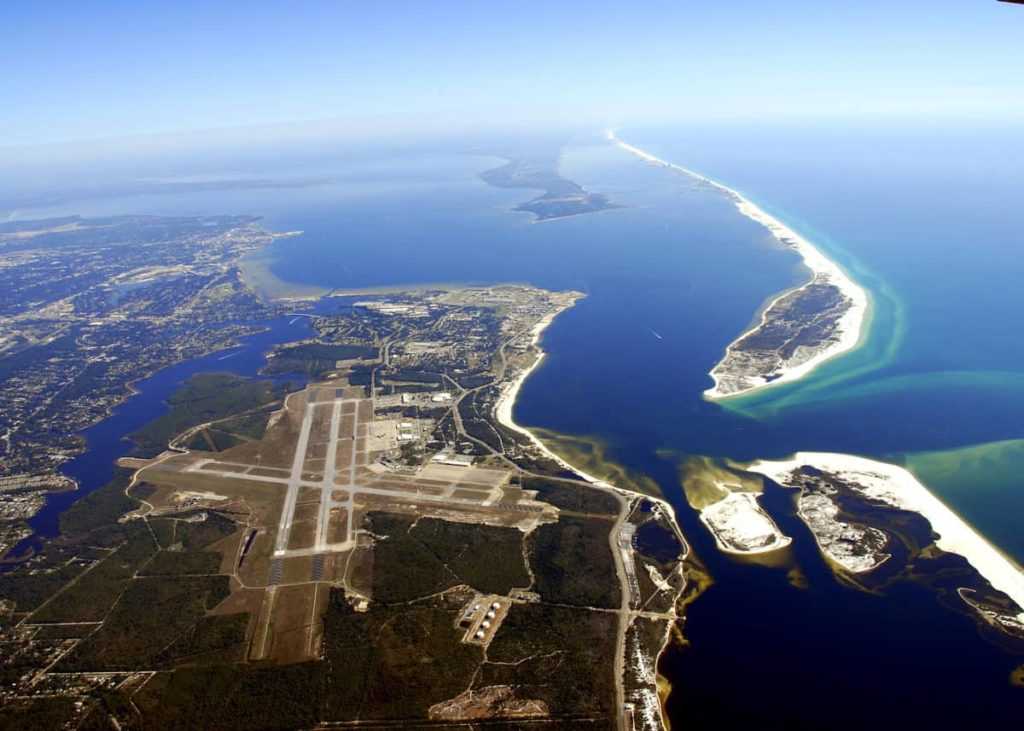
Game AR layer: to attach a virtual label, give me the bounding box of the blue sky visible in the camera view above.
[2,0,1022,149]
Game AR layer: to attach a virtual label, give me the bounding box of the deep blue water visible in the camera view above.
[12,126,1024,722]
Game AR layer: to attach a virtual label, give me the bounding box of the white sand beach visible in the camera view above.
[607,131,869,400]
[492,303,687,534]
[699,490,792,555]
[493,309,615,488]
[749,452,1024,622]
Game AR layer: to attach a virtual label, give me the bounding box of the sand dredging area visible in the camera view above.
[608,131,869,401]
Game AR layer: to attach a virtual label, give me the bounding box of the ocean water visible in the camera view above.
[12,126,1024,722]
[614,124,1024,558]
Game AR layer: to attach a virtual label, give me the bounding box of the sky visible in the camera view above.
[2,0,1023,152]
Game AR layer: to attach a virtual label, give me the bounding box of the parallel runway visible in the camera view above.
[182,396,540,560]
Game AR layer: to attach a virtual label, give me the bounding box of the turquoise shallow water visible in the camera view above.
[613,124,1024,561]
[17,127,1024,722]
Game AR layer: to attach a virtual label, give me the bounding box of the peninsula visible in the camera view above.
[607,131,869,400]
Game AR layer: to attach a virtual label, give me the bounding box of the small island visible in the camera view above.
[749,453,1024,638]
[480,157,622,222]
[680,457,791,555]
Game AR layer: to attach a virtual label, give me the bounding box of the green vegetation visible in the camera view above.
[457,387,505,452]
[131,590,483,728]
[30,525,157,623]
[480,157,621,222]
[79,689,135,731]
[146,510,237,553]
[264,342,377,376]
[183,428,243,452]
[318,594,374,717]
[634,554,663,608]
[30,623,98,640]
[623,616,669,697]
[368,513,530,602]
[149,516,177,548]
[130,373,282,456]
[480,602,617,716]
[139,550,222,576]
[137,512,237,575]
[381,368,444,384]
[214,410,274,440]
[182,409,275,452]
[529,516,620,609]
[0,546,90,613]
[522,475,620,515]
[320,590,483,722]
[161,613,249,665]
[173,511,238,550]
[134,662,322,730]
[409,517,531,593]
[59,468,137,537]
[56,574,232,670]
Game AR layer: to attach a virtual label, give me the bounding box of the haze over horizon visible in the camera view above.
[3,0,1023,162]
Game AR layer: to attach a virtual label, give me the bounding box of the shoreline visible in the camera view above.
[606,131,870,401]
[238,249,333,302]
[794,492,890,574]
[491,297,689,524]
[697,491,793,556]
[492,301,618,488]
[491,295,692,729]
[749,452,1024,622]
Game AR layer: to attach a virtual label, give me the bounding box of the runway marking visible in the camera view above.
[314,400,343,551]
[274,401,316,556]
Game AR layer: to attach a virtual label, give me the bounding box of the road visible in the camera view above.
[608,492,635,731]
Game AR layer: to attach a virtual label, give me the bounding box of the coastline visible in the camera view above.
[238,249,333,302]
[697,491,793,556]
[749,452,1024,623]
[491,296,692,729]
[492,303,618,489]
[679,458,792,557]
[606,131,870,401]
[492,297,688,524]
[794,490,890,574]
